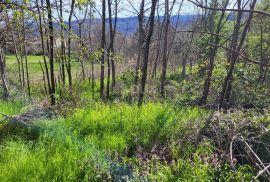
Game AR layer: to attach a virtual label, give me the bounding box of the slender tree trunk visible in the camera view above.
[88,19,95,99]
[14,10,26,100]
[91,60,95,99]
[39,60,48,95]
[5,10,23,92]
[134,0,145,87]
[100,0,106,99]
[151,2,163,79]
[111,0,118,88]
[219,0,257,108]
[67,0,75,90]
[22,11,31,98]
[160,0,170,97]
[79,23,86,81]
[138,0,158,106]
[106,0,117,99]
[59,0,66,84]
[37,0,51,96]
[0,47,9,99]
[46,0,56,105]
[106,49,111,100]
[106,0,112,99]
[199,0,229,105]
[181,58,186,78]
[19,36,26,101]
[76,8,88,82]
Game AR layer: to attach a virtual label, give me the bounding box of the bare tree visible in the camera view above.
[160,0,176,97]
[59,0,66,84]
[138,0,158,106]
[74,6,88,81]
[46,0,56,105]
[36,0,51,99]
[67,0,75,90]
[219,0,258,108]
[100,0,106,99]
[106,0,118,99]
[199,0,230,105]
[134,0,145,87]
[0,45,9,99]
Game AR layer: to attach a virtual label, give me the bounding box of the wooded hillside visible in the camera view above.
[0,0,270,181]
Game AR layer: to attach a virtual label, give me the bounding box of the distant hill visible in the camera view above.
[71,15,198,35]
[31,14,237,37]
[116,15,197,33]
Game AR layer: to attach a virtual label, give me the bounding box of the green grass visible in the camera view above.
[6,55,97,85]
[6,55,47,80]
[0,100,25,116]
[0,54,265,180]
[67,103,206,152]
[5,55,100,100]
[0,119,109,182]
[0,102,256,181]
[0,100,26,139]
[0,54,261,181]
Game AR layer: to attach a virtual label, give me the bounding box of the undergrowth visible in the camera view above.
[0,102,257,181]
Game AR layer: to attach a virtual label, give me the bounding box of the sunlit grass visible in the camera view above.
[0,101,256,181]
[0,100,25,116]
[5,55,96,84]
[0,119,109,182]
[67,102,206,153]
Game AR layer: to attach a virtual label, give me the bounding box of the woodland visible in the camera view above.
[0,0,270,181]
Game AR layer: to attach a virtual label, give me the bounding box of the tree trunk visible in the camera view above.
[199,0,229,105]
[67,0,75,90]
[36,0,51,97]
[134,0,145,87]
[219,0,257,108]
[111,0,118,88]
[0,47,9,99]
[151,7,164,79]
[22,10,31,99]
[46,0,56,105]
[5,10,23,94]
[160,0,170,97]
[59,0,66,84]
[138,0,158,106]
[100,0,106,99]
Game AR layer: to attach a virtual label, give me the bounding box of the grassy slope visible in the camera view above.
[0,55,263,181]
[0,100,24,116]
[5,55,96,84]
[0,102,255,181]
[3,55,106,104]
[5,55,100,100]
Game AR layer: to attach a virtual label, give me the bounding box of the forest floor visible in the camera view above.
[0,56,269,181]
[0,100,260,181]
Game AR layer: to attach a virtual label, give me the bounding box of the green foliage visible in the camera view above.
[119,69,135,88]
[0,100,24,116]
[0,101,259,181]
[0,119,110,182]
[1,0,270,180]
[232,64,270,107]
[67,103,206,153]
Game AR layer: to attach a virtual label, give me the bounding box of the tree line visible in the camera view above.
[0,0,269,109]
